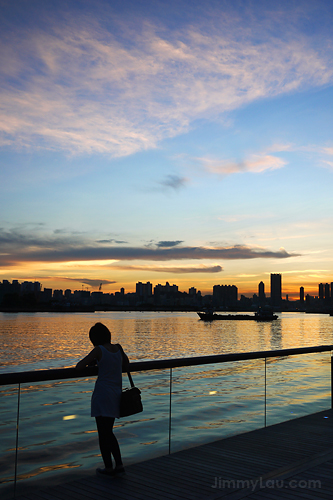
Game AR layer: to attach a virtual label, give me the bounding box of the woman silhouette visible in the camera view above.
[76,322,129,476]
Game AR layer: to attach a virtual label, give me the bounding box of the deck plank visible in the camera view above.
[9,409,333,500]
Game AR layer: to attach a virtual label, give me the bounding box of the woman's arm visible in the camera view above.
[75,346,101,370]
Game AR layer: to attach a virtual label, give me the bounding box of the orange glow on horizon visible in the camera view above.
[0,268,325,299]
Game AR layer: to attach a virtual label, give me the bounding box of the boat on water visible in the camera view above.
[197,308,278,322]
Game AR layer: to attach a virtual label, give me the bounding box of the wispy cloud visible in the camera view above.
[157,175,189,191]
[320,146,333,169]
[57,278,117,287]
[96,239,128,244]
[200,143,333,177]
[112,264,223,274]
[278,269,329,275]
[200,154,287,176]
[1,8,332,156]
[0,228,300,267]
[156,240,183,248]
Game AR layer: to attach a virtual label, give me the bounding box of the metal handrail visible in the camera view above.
[1,344,333,385]
[2,344,333,498]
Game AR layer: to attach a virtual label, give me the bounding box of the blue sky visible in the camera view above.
[1,0,333,296]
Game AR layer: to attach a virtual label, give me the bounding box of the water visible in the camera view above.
[2,310,333,371]
[1,311,333,498]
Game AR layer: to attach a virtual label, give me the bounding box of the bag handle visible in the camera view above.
[117,344,134,387]
[127,371,135,388]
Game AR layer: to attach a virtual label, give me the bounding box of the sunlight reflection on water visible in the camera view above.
[0,311,333,498]
[1,311,333,370]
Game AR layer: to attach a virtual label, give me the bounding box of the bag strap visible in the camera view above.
[127,371,135,388]
[117,344,135,387]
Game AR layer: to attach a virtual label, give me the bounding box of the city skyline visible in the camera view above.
[2,273,332,301]
[1,1,333,297]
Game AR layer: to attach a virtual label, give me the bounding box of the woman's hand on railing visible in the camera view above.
[76,346,99,370]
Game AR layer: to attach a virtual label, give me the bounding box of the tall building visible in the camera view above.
[213,285,238,307]
[270,274,282,308]
[325,283,330,302]
[53,289,64,300]
[300,286,304,303]
[258,281,265,303]
[136,282,152,297]
[21,281,41,294]
[154,282,178,296]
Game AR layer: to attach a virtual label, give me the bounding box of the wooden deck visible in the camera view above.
[11,409,333,500]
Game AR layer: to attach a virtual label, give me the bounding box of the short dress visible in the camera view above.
[91,345,122,418]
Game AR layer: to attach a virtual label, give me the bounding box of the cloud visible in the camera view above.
[157,175,189,191]
[112,264,223,273]
[296,144,333,170]
[0,228,299,266]
[320,147,333,169]
[53,228,84,235]
[96,239,127,244]
[59,278,117,287]
[277,269,329,275]
[0,228,82,249]
[1,7,333,155]
[156,240,183,248]
[200,154,287,176]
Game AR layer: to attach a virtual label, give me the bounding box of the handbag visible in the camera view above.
[120,371,143,418]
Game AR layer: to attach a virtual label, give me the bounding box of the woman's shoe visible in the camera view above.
[114,466,126,476]
[96,467,115,477]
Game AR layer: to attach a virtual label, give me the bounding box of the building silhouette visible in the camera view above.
[213,284,238,308]
[270,274,282,308]
[324,284,329,300]
[136,282,152,298]
[4,272,333,312]
[258,281,265,304]
[300,286,304,303]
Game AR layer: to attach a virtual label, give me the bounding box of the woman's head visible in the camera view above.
[89,322,111,346]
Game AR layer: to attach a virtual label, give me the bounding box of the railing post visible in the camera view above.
[14,382,21,499]
[168,367,172,454]
[331,352,333,410]
[264,358,267,427]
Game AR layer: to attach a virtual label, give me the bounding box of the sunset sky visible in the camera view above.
[1,0,333,298]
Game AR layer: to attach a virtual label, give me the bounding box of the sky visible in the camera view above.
[1,0,333,298]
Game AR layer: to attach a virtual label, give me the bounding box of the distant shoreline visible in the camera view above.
[0,305,200,313]
[0,306,328,314]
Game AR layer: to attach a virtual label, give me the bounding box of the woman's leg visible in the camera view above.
[95,416,123,469]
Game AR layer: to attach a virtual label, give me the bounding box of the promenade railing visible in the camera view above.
[1,345,333,498]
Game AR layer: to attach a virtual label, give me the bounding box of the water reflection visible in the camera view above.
[0,354,331,498]
[1,312,333,371]
[1,312,333,498]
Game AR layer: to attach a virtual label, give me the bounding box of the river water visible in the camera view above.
[1,311,333,498]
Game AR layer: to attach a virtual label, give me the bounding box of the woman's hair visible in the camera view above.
[89,322,111,346]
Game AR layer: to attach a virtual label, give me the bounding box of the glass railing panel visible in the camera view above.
[0,384,18,500]
[1,347,332,497]
[12,376,95,498]
[169,359,265,454]
[266,352,331,427]
[5,369,171,497]
[116,369,171,463]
